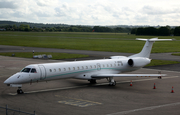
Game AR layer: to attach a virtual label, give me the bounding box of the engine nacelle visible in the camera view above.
[128,57,151,67]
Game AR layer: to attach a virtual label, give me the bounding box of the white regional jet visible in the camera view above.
[4,38,173,94]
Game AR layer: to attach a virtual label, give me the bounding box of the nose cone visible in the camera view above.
[4,73,21,84]
[4,76,15,84]
[4,79,10,84]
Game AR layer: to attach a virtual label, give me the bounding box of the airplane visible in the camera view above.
[4,38,173,94]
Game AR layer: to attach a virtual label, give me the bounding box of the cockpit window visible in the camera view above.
[21,68,31,73]
[31,68,37,73]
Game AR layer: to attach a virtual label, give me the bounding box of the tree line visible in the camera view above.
[131,26,180,36]
[0,24,132,33]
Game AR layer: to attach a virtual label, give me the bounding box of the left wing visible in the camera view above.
[91,74,165,78]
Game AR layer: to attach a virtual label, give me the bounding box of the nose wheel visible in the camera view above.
[17,88,24,94]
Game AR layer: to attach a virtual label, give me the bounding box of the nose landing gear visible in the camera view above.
[17,87,24,94]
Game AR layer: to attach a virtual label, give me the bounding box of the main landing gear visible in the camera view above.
[107,77,116,86]
[89,79,97,84]
[17,87,24,94]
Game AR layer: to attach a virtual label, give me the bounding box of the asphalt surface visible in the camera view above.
[0,56,180,115]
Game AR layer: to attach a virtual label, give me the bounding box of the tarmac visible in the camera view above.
[0,55,180,115]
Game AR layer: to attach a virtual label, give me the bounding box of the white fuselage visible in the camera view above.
[4,57,142,85]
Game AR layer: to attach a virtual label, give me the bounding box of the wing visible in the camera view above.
[91,74,166,78]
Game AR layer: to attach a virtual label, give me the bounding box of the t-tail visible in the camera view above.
[129,38,173,58]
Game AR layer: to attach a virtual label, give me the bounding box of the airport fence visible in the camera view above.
[0,105,36,115]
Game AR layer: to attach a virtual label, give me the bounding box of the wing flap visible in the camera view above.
[91,74,166,78]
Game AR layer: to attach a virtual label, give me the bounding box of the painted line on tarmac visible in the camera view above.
[55,95,102,107]
[107,102,180,115]
[143,68,180,73]
[8,76,179,95]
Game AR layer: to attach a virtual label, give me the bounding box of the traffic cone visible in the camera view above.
[130,81,132,86]
[153,83,156,89]
[171,86,174,93]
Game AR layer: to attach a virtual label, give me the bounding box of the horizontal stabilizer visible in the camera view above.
[129,38,174,58]
[136,38,174,41]
[92,74,166,78]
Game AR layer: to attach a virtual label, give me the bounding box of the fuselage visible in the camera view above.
[4,57,144,85]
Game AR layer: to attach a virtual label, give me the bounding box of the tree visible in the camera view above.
[131,28,136,34]
[158,27,170,36]
[174,27,180,36]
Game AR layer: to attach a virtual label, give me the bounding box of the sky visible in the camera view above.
[0,0,180,26]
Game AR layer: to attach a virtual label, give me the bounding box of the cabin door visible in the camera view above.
[97,63,101,71]
[38,65,46,80]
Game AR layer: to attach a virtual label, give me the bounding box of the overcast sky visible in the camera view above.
[0,0,180,26]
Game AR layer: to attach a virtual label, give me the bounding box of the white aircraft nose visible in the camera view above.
[4,79,9,84]
[4,73,21,84]
[4,77,13,84]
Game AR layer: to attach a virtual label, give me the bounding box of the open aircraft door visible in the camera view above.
[38,65,46,80]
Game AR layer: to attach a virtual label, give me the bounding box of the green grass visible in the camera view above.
[0,52,89,60]
[172,53,180,56]
[146,60,180,67]
[0,31,180,53]
[0,31,180,66]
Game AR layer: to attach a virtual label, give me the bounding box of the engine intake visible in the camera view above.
[128,59,134,67]
[128,57,151,67]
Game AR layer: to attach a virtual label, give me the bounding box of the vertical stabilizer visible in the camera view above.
[129,38,173,58]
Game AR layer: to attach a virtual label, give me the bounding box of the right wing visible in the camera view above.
[91,74,166,78]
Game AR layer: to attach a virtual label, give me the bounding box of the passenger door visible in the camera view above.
[97,63,101,71]
[38,65,46,80]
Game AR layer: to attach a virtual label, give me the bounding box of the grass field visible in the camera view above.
[0,31,179,66]
[172,53,180,56]
[0,31,180,53]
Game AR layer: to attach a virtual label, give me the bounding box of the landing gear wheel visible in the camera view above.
[109,81,116,86]
[17,89,24,94]
[113,81,116,86]
[89,79,97,84]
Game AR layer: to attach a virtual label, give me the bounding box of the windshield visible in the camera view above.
[21,68,31,73]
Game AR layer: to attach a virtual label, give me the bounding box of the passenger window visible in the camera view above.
[68,67,71,70]
[82,66,84,69]
[31,68,37,73]
[64,68,66,71]
[90,65,92,68]
[94,65,96,68]
[50,69,52,72]
[107,64,109,67]
[73,67,75,70]
[77,67,80,70]
[54,69,56,72]
[111,64,113,67]
[86,66,88,69]
[59,68,61,71]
